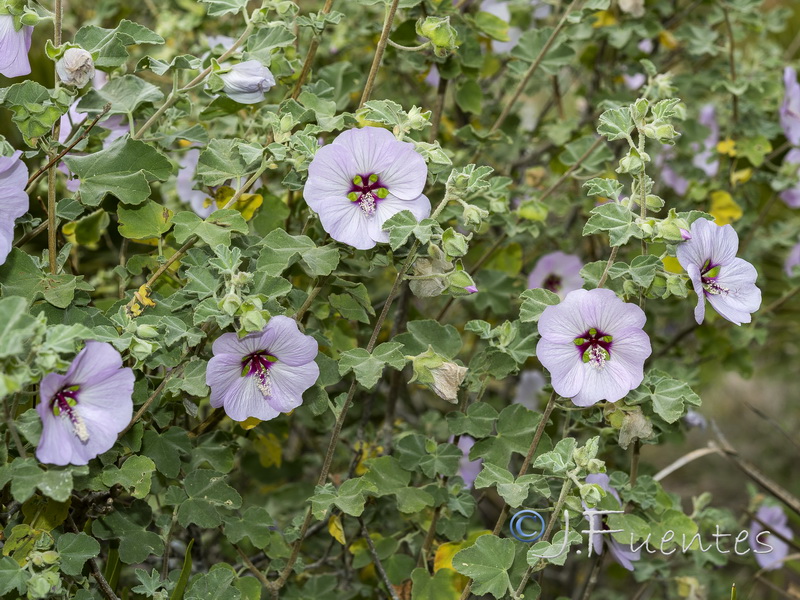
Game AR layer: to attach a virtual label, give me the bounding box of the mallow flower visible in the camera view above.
[676,218,761,325]
[749,504,793,570]
[456,435,482,490]
[206,316,320,422]
[0,151,29,266]
[304,127,431,250]
[0,15,33,78]
[220,60,276,104]
[56,48,95,87]
[785,241,800,277]
[585,474,641,571]
[691,104,719,177]
[176,149,214,217]
[780,148,800,208]
[36,342,134,466]
[527,251,584,298]
[781,67,800,146]
[536,288,651,407]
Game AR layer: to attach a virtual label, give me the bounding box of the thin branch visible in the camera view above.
[293,276,329,323]
[233,544,272,590]
[358,0,402,108]
[13,221,48,248]
[290,0,336,100]
[25,104,112,193]
[123,164,268,315]
[118,365,184,438]
[721,5,739,124]
[88,557,120,600]
[387,39,429,51]
[133,18,255,140]
[652,446,722,481]
[359,518,401,600]
[596,246,619,288]
[3,397,27,459]
[428,76,448,144]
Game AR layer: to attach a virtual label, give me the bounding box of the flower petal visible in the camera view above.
[685,263,706,324]
[77,368,135,434]
[211,331,264,358]
[580,288,646,335]
[0,18,32,78]
[538,289,590,343]
[375,143,427,200]
[315,194,376,249]
[65,341,125,387]
[259,315,318,367]
[536,338,584,398]
[331,127,401,176]
[267,360,320,413]
[207,353,244,408]
[222,376,280,422]
[304,143,357,211]
[706,258,761,325]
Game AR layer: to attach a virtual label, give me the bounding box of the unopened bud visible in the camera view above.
[56,48,95,87]
[409,346,467,404]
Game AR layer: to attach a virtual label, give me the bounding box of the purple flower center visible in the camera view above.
[52,385,90,442]
[242,351,278,398]
[700,260,727,296]
[573,328,613,369]
[347,173,389,217]
[543,273,562,293]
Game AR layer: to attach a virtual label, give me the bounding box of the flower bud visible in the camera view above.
[680,228,691,240]
[130,339,155,361]
[56,48,94,87]
[135,324,159,339]
[442,227,469,257]
[462,204,488,228]
[465,285,478,294]
[220,60,276,104]
[415,16,459,55]
[240,307,267,332]
[409,346,467,403]
[220,293,242,316]
[580,483,604,507]
[20,10,40,26]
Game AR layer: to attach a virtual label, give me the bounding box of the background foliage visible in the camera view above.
[2,0,800,598]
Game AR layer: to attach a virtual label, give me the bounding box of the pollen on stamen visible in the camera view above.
[587,346,607,370]
[257,371,272,398]
[359,192,377,216]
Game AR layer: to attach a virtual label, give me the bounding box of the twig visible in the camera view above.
[578,554,604,600]
[13,221,48,248]
[88,557,120,600]
[652,446,722,481]
[47,159,57,274]
[188,408,226,439]
[485,0,581,137]
[123,164,268,315]
[359,518,401,600]
[290,0,336,100]
[428,77,448,144]
[721,5,739,124]
[118,365,184,438]
[711,426,800,517]
[2,397,27,459]
[596,246,619,288]
[25,104,112,193]
[358,0,402,108]
[234,544,272,589]
[630,440,641,486]
[762,285,800,314]
[294,276,329,323]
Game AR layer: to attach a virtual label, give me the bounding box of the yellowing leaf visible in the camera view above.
[352,440,383,476]
[730,168,752,186]
[239,417,261,431]
[254,433,282,468]
[213,186,264,221]
[658,30,679,50]
[709,190,743,225]
[662,256,683,274]
[717,138,737,157]
[592,10,617,27]
[434,541,462,572]
[328,515,346,545]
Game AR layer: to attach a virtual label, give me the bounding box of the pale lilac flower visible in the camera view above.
[206,316,320,422]
[676,218,761,325]
[749,504,793,571]
[781,67,800,146]
[207,35,235,50]
[457,435,482,489]
[536,289,651,407]
[56,48,95,88]
[220,60,276,104]
[512,370,546,410]
[0,15,33,78]
[465,285,478,294]
[683,409,707,430]
[637,38,654,53]
[304,127,431,250]
[656,148,689,196]
[528,251,584,299]
[0,151,29,266]
[36,342,134,466]
[780,148,800,208]
[177,149,213,217]
[425,64,440,88]
[480,0,550,52]
[785,241,800,277]
[585,474,640,571]
[623,73,646,91]
[691,104,719,177]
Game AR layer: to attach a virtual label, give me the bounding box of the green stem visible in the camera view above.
[358,0,401,108]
